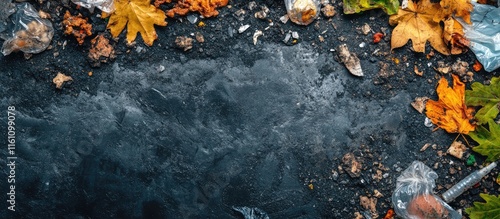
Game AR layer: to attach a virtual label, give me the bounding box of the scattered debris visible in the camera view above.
[466,154,476,166]
[414,65,423,76]
[238,24,251,33]
[434,61,451,74]
[175,36,193,51]
[283,31,292,43]
[62,11,92,45]
[308,183,314,190]
[373,32,384,43]
[186,14,198,24]
[254,6,269,19]
[285,0,320,25]
[373,62,394,85]
[253,30,263,45]
[420,143,431,152]
[159,0,229,18]
[447,140,467,159]
[360,23,371,35]
[360,196,378,219]
[342,153,362,178]
[195,32,204,43]
[354,212,364,219]
[53,72,73,89]
[321,4,336,17]
[292,31,299,39]
[88,34,116,67]
[411,96,429,114]
[373,190,383,198]
[279,14,289,24]
[337,44,363,76]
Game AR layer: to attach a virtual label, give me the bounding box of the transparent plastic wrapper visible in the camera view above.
[392,161,461,219]
[458,3,500,72]
[1,2,54,56]
[284,0,320,25]
[70,0,115,13]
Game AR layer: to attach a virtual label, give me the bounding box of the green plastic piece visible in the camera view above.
[467,154,476,166]
[343,0,400,15]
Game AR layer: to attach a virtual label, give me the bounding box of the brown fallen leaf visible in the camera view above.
[62,11,92,45]
[337,44,363,76]
[53,72,73,89]
[103,0,167,46]
[425,74,475,134]
[389,0,449,55]
[88,34,116,67]
[411,96,429,114]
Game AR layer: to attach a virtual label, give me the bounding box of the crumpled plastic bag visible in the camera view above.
[459,3,500,72]
[1,2,54,56]
[71,0,115,13]
[392,161,461,219]
[284,0,320,25]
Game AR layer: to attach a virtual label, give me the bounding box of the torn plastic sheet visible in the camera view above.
[71,0,115,13]
[459,3,500,72]
[232,206,270,219]
[392,161,461,219]
[1,2,54,56]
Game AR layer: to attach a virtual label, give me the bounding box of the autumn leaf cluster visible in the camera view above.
[389,0,473,55]
[97,0,228,46]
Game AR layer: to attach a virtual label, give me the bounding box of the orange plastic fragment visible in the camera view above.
[473,60,482,72]
[383,209,395,219]
[373,32,384,43]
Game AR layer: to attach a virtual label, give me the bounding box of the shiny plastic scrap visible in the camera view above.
[70,0,115,13]
[284,0,321,25]
[392,161,461,219]
[1,2,54,56]
[459,3,500,72]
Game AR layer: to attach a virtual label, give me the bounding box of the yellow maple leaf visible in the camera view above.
[425,74,475,134]
[436,0,473,24]
[103,0,167,46]
[389,0,449,55]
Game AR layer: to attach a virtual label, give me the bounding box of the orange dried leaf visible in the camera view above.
[436,0,473,24]
[164,0,228,18]
[425,74,476,134]
[62,11,92,45]
[389,0,449,55]
[103,0,167,46]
